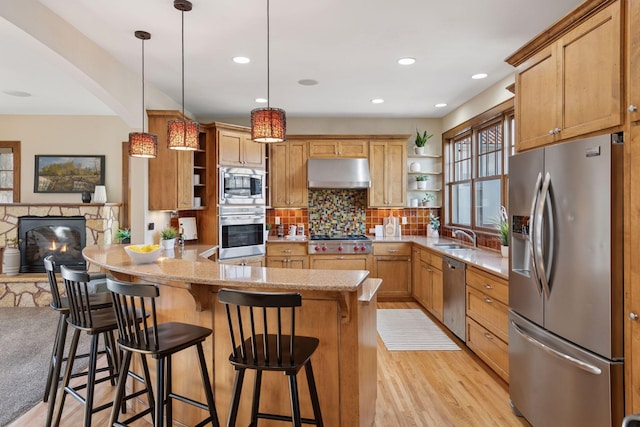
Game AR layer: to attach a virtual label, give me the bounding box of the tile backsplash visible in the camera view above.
[266,189,440,237]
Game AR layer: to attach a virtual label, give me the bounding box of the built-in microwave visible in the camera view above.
[219,167,265,205]
[218,206,266,260]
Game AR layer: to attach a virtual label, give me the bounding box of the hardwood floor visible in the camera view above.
[9,302,529,427]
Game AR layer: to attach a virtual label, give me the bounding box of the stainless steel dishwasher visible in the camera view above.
[442,256,466,341]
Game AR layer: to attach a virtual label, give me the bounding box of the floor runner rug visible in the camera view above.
[377,309,460,351]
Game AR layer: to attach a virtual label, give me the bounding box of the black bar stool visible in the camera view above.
[51,265,126,427]
[107,277,220,427]
[42,255,113,426]
[218,288,323,427]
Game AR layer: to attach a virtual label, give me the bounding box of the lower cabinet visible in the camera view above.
[308,254,369,271]
[372,242,412,300]
[266,242,308,269]
[465,266,510,383]
[413,249,443,321]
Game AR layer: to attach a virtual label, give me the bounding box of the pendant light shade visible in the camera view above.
[129,30,158,158]
[251,0,286,143]
[168,0,199,151]
[251,107,286,142]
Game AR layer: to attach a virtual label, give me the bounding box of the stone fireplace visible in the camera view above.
[0,203,121,307]
[18,216,87,273]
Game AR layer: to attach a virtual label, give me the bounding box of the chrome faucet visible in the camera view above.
[452,228,477,247]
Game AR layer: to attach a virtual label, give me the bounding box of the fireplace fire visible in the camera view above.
[18,216,86,273]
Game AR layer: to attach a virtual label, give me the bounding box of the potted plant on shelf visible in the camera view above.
[422,192,436,207]
[415,175,428,189]
[114,228,131,244]
[428,214,440,238]
[492,206,509,257]
[160,226,178,250]
[414,129,434,155]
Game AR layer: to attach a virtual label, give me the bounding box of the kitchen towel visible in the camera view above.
[377,309,460,351]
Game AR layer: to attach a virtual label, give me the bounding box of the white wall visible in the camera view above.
[441,74,515,132]
[0,115,128,204]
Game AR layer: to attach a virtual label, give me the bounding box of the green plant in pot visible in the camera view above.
[491,206,509,257]
[428,214,440,237]
[414,129,433,155]
[415,175,428,189]
[115,228,131,244]
[422,192,436,206]
[160,226,178,250]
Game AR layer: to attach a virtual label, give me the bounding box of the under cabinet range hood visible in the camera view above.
[307,158,371,189]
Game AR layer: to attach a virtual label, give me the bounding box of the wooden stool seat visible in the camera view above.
[218,288,323,427]
[42,255,114,427]
[51,265,125,427]
[107,277,220,427]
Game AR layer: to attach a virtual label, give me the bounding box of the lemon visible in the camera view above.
[129,244,160,253]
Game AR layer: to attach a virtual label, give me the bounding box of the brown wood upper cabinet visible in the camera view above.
[147,110,196,211]
[269,141,308,208]
[629,0,640,124]
[510,0,622,151]
[308,139,368,158]
[369,139,407,207]
[217,124,265,168]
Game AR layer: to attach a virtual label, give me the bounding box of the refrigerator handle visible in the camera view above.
[535,172,553,299]
[528,172,543,296]
[511,320,602,375]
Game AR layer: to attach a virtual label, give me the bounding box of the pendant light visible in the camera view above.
[251,0,286,143]
[168,0,199,150]
[129,30,158,158]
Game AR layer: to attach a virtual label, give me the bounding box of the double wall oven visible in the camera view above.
[218,167,266,260]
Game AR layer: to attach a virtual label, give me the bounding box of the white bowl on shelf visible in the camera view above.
[124,244,162,264]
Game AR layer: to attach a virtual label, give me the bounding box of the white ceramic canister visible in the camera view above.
[3,246,20,276]
[93,185,107,203]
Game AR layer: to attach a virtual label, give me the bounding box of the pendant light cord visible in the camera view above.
[141,38,146,130]
[266,0,270,109]
[181,9,185,118]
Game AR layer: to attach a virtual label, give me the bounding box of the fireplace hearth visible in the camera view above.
[18,216,87,273]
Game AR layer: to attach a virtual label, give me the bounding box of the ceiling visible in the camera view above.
[0,0,584,121]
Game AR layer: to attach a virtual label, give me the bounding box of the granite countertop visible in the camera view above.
[83,244,368,292]
[369,235,508,279]
[265,234,508,279]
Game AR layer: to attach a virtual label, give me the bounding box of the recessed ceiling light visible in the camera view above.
[472,73,488,80]
[298,79,319,86]
[371,98,384,104]
[397,57,416,65]
[255,98,267,103]
[233,56,250,64]
[435,103,447,108]
[3,90,32,97]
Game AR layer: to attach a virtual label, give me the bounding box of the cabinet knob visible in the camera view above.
[630,312,639,321]
[483,332,493,340]
[484,297,493,304]
[628,105,638,113]
[548,129,555,135]
[483,283,493,289]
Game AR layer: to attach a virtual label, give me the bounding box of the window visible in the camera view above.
[0,142,20,203]
[443,100,513,234]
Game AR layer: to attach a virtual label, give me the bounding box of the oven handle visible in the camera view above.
[220,215,264,221]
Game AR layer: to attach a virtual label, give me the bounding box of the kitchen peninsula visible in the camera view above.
[83,244,380,427]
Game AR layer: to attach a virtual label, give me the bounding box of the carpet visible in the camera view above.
[0,307,92,426]
[377,309,460,351]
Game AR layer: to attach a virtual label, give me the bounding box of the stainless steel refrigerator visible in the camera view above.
[508,133,624,427]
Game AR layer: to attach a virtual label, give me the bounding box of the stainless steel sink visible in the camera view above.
[434,244,474,250]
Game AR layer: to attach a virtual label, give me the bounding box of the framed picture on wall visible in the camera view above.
[34,155,106,193]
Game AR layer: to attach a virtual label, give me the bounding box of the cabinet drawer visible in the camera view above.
[466,286,509,342]
[466,317,509,383]
[420,249,442,269]
[373,242,411,256]
[266,242,308,256]
[466,267,508,305]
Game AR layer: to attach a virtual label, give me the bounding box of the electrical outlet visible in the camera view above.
[401,217,408,225]
[275,217,280,225]
[148,222,154,230]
